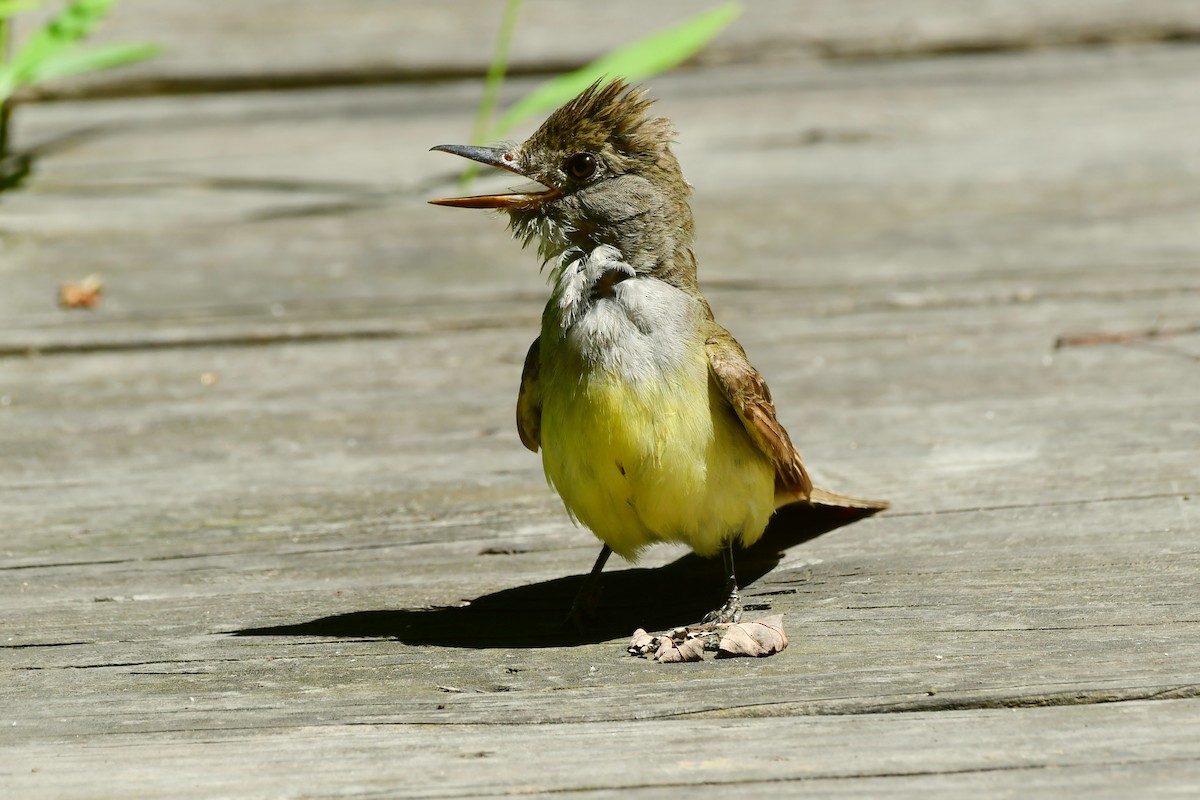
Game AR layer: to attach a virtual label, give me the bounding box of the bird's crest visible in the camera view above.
[526,79,675,161]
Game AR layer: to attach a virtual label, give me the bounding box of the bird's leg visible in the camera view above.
[702,539,743,625]
[566,544,612,629]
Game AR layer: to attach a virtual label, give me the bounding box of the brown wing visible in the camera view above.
[705,326,812,504]
[516,337,541,453]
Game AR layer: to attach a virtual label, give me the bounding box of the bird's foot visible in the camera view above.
[701,585,743,625]
[563,544,613,631]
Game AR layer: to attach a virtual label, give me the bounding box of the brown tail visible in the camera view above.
[790,486,890,511]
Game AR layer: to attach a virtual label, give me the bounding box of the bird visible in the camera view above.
[430,79,886,627]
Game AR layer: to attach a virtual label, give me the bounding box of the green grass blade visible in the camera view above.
[24,40,158,83]
[491,1,740,138]
[461,0,521,188]
[0,4,16,102]
[0,8,9,105]
[472,0,521,147]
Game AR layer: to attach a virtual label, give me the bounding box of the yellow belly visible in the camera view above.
[539,348,775,561]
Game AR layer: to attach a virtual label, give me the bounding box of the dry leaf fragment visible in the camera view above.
[627,628,659,657]
[716,614,788,658]
[654,635,705,663]
[58,275,103,309]
[630,616,788,663]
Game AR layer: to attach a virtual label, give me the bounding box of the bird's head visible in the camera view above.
[431,80,696,286]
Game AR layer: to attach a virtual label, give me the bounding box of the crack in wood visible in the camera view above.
[2,281,1193,359]
[501,753,1200,793]
[883,490,1198,518]
[10,26,1200,107]
[676,685,1200,720]
[0,315,537,358]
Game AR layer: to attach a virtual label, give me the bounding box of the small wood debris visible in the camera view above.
[1054,322,1199,349]
[58,275,103,309]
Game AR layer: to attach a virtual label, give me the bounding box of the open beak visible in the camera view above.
[429,144,559,209]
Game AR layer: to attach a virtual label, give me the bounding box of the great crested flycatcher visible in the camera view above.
[432,80,886,627]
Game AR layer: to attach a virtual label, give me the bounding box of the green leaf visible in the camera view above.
[490,1,740,139]
[24,40,158,83]
[461,0,522,187]
[7,0,118,88]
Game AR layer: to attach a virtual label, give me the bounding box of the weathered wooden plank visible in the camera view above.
[2,28,1199,800]
[3,282,1197,540]
[3,313,1197,733]
[3,45,1199,346]
[5,469,1199,718]
[4,700,1200,797]
[11,0,1200,99]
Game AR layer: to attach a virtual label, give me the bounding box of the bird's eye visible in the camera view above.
[566,152,598,180]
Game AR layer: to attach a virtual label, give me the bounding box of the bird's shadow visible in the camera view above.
[234,503,880,648]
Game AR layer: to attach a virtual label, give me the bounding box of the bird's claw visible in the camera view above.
[701,585,743,625]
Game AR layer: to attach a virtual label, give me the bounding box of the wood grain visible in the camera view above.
[1,9,1199,797]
